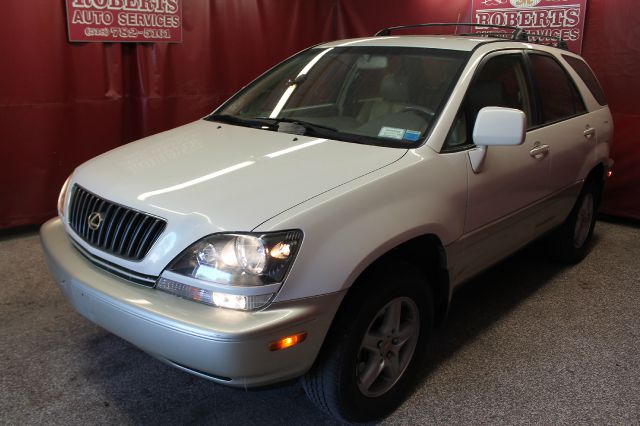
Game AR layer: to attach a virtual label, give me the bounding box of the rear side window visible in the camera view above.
[562,55,607,105]
[529,54,586,124]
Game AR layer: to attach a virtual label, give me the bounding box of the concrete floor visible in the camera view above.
[1,220,639,425]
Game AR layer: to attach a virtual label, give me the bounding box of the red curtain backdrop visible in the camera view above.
[580,1,640,220]
[335,0,471,39]
[0,0,334,229]
[0,0,638,229]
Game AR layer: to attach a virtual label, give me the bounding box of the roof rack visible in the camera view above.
[374,23,528,40]
[374,23,569,50]
[528,34,569,50]
[458,32,513,39]
[460,31,569,50]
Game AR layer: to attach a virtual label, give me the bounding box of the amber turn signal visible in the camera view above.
[268,332,307,351]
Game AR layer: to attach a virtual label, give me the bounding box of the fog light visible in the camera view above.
[268,332,307,351]
[156,277,274,310]
[212,292,247,310]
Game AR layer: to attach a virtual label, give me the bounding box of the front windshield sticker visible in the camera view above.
[378,127,406,140]
[403,130,422,142]
[378,127,422,142]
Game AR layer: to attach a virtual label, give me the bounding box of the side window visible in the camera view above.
[445,53,532,149]
[529,54,587,124]
[562,54,607,106]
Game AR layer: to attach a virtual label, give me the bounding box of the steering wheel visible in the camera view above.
[402,106,435,120]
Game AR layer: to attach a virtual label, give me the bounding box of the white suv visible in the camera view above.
[41,24,612,422]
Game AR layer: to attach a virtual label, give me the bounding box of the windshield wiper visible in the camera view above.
[274,117,338,134]
[209,113,397,146]
[208,113,339,137]
[206,114,275,129]
[286,74,308,87]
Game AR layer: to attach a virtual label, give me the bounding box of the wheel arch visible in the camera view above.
[301,235,446,421]
[585,162,606,208]
[334,233,451,330]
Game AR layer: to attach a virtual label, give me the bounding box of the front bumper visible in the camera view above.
[40,218,343,387]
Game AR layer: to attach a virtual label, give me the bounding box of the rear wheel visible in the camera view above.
[549,179,599,264]
[302,264,432,423]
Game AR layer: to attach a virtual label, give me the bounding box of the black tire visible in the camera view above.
[301,263,433,423]
[549,178,600,264]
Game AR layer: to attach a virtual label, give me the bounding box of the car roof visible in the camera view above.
[317,35,576,57]
[318,35,499,51]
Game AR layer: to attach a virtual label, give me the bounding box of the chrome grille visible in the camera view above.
[68,185,166,261]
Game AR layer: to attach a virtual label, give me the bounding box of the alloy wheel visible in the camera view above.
[356,297,420,397]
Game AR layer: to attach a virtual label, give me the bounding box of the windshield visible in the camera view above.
[209,46,469,147]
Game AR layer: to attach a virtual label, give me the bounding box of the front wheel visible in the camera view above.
[302,265,432,423]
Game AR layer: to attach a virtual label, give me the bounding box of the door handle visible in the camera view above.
[529,143,549,160]
[584,126,596,139]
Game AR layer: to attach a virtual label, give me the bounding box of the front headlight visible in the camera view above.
[57,175,72,217]
[157,230,302,310]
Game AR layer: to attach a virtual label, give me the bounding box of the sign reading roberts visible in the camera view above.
[471,0,588,53]
[66,0,183,43]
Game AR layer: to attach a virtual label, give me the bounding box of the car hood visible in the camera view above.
[71,120,406,271]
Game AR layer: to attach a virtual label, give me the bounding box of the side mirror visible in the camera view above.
[473,107,526,146]
[469,107,526,173]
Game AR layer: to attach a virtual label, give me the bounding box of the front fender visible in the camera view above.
[254,149,468,302]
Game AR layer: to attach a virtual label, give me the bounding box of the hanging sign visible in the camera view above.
[65,0,183,43]
[471,0,588,53]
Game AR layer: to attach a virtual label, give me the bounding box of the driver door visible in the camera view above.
[448,51,552,283]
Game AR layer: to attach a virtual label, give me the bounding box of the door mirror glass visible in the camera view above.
[472,107,526,147]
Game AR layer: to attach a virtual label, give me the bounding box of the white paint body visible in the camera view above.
[64,38,611,298]
[44,35,613,386]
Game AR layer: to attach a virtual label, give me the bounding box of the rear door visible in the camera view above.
[526,52,593,194]
[522,52,594,228]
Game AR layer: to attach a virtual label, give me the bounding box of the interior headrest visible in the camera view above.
[380,74,410,102]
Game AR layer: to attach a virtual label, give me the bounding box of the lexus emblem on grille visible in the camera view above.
[87,212,103,231]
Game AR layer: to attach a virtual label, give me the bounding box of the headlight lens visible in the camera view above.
[166,231,302,286]
[157,230,303,310]
[57,176,71,217]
